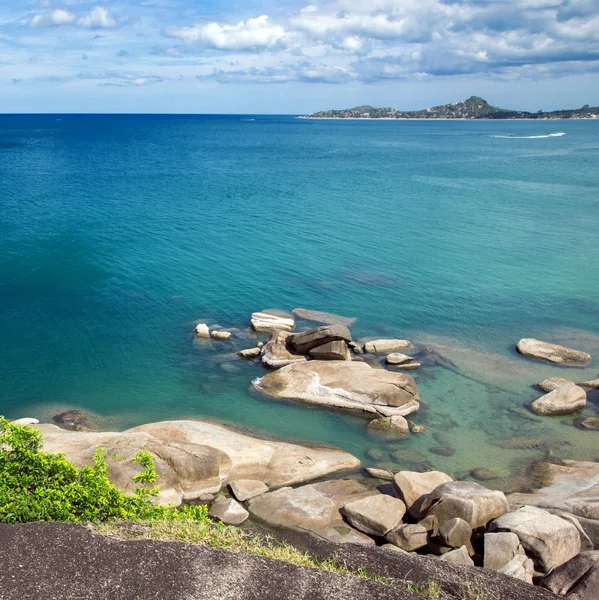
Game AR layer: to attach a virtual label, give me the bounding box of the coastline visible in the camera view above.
[298,116,597,121]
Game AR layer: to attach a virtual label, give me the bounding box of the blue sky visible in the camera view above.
[1,0,598,113]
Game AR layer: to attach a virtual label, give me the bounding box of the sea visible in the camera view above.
[1,114,598,488]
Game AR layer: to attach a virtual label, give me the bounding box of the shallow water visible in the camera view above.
[1,114,598,486]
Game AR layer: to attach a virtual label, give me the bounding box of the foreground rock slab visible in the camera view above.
[247,480,378,545]
[531,383,587,416]
[253,361,420,418]
[35,420,360,507]
[516,338,591,366]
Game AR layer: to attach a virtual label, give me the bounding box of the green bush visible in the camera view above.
[0,417,208,524]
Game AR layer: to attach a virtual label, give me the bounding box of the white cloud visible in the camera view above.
[78,7,116,29]
[30,9,75,28]
[166,15,286,51]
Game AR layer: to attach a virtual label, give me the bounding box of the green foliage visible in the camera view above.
[0,417,209,524]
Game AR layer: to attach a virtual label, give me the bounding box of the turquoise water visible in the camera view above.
[1,115,598,487]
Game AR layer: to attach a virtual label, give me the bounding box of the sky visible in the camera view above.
[0,0,598,113]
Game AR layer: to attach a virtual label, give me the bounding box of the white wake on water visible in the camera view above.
[491,132,567,139]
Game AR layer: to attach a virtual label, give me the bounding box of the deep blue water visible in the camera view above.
[1,114,598,484]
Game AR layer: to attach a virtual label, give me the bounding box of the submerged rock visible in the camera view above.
[471,468,499,482]
[579,417,599,430]
[393,362,421,370]
[289,325,352,354]
[260,330,307,368]
[366,415,410,438]
[253,360,420,418]
[516,338,591,366]
[251,311,295,332]
[52,410,97,432]
[530,383,586,416]
[309,340,351,361]
[291,308,356,327]
[364,339,412,354]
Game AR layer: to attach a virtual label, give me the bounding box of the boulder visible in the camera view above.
[393,471,453,515]
[229,479,269,502]
[471,468,499,482]
[367,416,410,438]
[489,506,581,573]
[483,532,524,571]
[251,312,295,332]
[439,546,474,567]
[364,339,412,354]
[516,338,591,366]
[291,308,356,327]
[210,330,231,340]
[539,550,599,597]
[365,468,394,481]
[194,323,210,338]
[419,481,509,528]
[52,410,96,432]
[498,555,534,585]
[35,420,361,507]
[253,361,420,418]
[341,494,406,536]
[260,330,307,368]
[289,325,352,354]
[385,524,428,552]
[531,383,586,416]
[208,497,249,525]
[394,362,421,370]
[418,515,440,537]
[348,341,364,354]
[12,418,39,426]
[537,377,574,392]
[385,353,412,365]
[309,341,351,361]
[247,480,377,545]
[439,518,472,549]
[237,347,261,359]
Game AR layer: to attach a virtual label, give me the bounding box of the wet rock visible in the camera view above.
[516,338,591,366]
[537,377,573,392]
[251,312,295,332]
[539,550,599,597]
[483,532,524,571]
[309,340,351,361]
[498,554,534,584]
[385,523,428,552]
[364,339,412,354]
[348,341,364,354]
[365,467,394,481]
[52,410,96,432]
[419,481,509,528]
[341,494,406,536]
[394,362,421,370]
[289,325,352,355]
[429,446,455,457]
[209,497,249,525]
[366,448,385,461]
[393,471,453,515]
[578,417,599,430]
[291,308,356,327]
[247,480,377,545]
[367,415,410,438]
[253,360,420,418]
[194,323,210,338]
[471,468,500,481]
[237,347,261,359]
[439,517,472,548]
[390,449,430,466]
[229,479,269,502]
[531,383,586,416]
[385,353,412,365]
[440,546,474,567]
[489,505,581,573]
[210,330,231,340]
[578,378,599,390]
[260,330,307,368]
[408,422,427,433]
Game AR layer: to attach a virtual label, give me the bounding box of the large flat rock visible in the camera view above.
[516,338,591,366]
[253,361,420,418]
[34,420,361,507]
[247,480,378,545]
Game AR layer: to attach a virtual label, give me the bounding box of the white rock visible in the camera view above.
[195,323,210,338]
[251,312,295,332]
[210,330,231,340]
[530,383,586,416]
[364,339,412,354]
[385,353,412,365]
[12,418,40,426]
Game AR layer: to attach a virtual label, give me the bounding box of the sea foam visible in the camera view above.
[491,132,567,139]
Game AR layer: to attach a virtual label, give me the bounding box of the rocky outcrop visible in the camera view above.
[260,330,307,368]
[253,361,420,418]
[490,506,581,573]
[33,420,361,507]
[251,312,295,332]
[364,340,412,354]
[309,341,351,361]
[291,308,356,327]
[289,325,352,354]
[516,339,591,366]
[530,384,587,416]
[247,480,378,545]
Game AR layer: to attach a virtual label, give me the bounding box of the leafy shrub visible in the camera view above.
[0,417,208,524]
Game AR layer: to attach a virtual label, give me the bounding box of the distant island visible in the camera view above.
[303,96,599,120]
